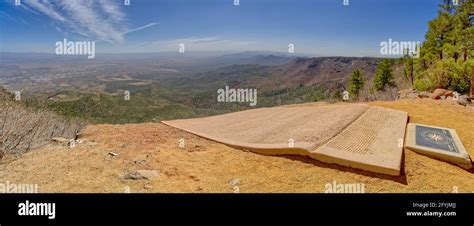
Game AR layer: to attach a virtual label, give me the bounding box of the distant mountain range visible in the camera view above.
[175,56,387,93]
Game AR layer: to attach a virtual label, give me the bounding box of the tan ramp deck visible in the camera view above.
[310,107,408,175]
[162,104,408,175]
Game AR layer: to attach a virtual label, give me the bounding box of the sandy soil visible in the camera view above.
[0,99,473,193]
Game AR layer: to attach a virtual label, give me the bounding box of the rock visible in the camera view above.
[124,170,159,180]
[144,184,153,190]
[432,88,455,99]
[406,92,418,99]
[418,91,432,99]
[433,88,449,99]
[397,89,417,99]
[133,159,147,165]
[446,96,454,102]
[445,96,457,105]
[457,95,470,106]
[108,152,119,157]
[445,90,454,97]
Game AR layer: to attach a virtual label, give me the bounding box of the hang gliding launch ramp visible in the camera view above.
[163,104,408,175]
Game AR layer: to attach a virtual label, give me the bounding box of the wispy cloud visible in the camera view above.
[123,22,159,35]
[24,0,66,22]
[0,9,28,24]
[98,0,125,23]
[0,10,16,21]
[18,0,157,42]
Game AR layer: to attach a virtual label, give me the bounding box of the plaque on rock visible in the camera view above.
[406,123,472,169]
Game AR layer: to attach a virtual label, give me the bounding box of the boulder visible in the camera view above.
[457,95,470,106]
[445,90,454,97]
[397,89,417,99]
[445,96,458,105]
[407,92,418,99]
[432,88,455,99]
[446,96,455,103]
[433,88,449,99]
[418,91,432,99]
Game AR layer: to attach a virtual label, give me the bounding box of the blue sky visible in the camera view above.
[0,0,440,56]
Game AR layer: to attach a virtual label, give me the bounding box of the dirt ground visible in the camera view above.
[0,99,473,193]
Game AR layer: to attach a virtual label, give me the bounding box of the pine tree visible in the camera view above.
[348,69,365,99]
[411,0,474,93]
[373,59,396,91]
[403,56,415,85]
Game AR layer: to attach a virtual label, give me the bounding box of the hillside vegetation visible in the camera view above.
[406,0,473,94]
[23,57,408,124]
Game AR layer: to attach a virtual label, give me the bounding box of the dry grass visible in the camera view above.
[0,90,82,159]
[0,99,473,193]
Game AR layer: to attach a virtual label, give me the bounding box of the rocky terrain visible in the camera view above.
[398,88,473,106]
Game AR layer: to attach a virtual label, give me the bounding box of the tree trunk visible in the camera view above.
[464,48,468,62]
